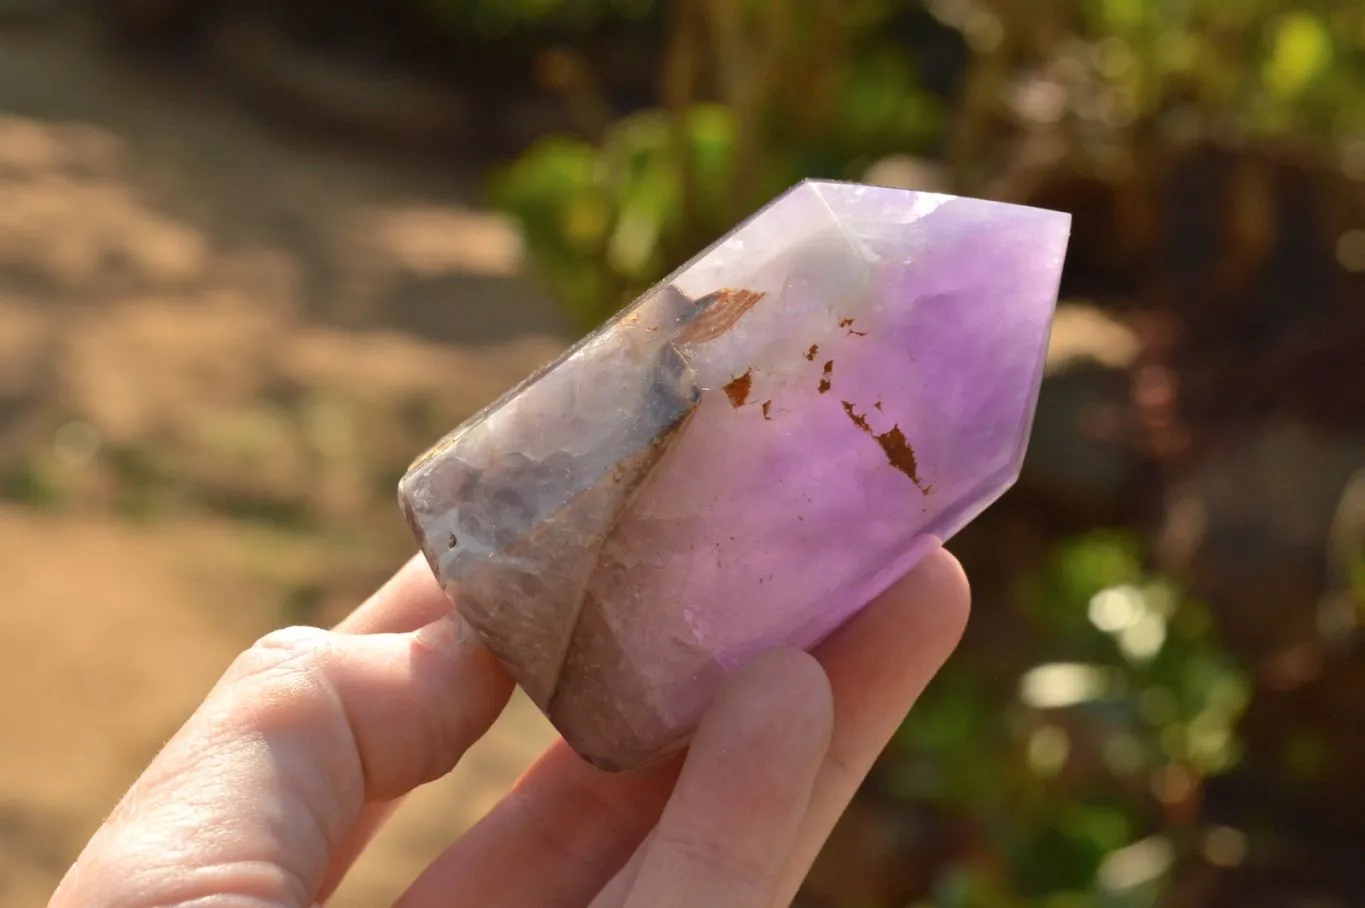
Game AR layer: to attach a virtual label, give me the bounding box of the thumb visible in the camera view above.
[53,615,512,907]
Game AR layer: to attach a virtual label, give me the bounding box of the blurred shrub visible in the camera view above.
[492,107,740,326]
[888,531,1248,907]
[490,0,944,327]
[484,0,1365,326]
[417,0,661,37]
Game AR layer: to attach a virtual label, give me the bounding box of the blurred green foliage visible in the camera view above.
[890,532,1248,906]
[1072,0,1362,133]
[491,0,945,326]
[419,0,658,38]
[480,0,1365,327]
[0,455,64,509]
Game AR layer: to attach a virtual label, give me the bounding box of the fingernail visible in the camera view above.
[414,613,455,653]
[413,611,476,653]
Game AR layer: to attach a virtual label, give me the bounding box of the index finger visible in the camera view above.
[321,554,501,899]
[335,554,453,635]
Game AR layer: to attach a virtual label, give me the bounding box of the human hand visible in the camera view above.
[52,547,969,908]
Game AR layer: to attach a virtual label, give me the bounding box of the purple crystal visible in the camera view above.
[400,180,1071,771]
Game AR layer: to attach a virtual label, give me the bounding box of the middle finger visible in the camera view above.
[606,649,833,908]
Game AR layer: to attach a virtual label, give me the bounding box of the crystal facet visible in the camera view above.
[400,180,1071,771]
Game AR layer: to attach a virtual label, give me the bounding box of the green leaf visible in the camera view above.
[1264,12,1333,99]
[1100,0,1145,33]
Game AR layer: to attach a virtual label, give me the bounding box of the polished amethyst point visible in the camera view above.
[400,180,1070,771]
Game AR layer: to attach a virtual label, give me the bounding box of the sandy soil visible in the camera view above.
[0,19,569,906]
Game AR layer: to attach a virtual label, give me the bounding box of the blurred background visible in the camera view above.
[1,0,1363,905]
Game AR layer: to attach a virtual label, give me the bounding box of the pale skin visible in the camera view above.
[52,546,970,908]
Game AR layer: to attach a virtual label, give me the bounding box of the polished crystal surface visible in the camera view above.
[400,180,1071,771]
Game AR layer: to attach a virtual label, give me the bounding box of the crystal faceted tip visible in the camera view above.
[399,180,1071,772]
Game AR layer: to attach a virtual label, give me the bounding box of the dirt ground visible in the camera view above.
[0,18,572,906]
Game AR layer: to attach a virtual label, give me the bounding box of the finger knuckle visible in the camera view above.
[234,625,334,682]
[652,832,776,895]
